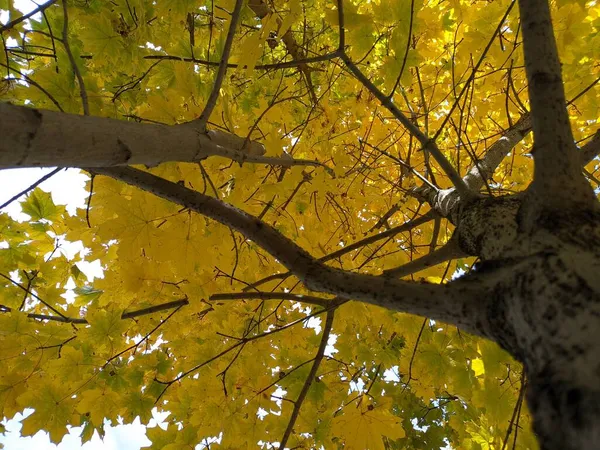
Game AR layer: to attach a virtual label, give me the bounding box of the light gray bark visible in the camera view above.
[0,103,266,168]
[518,0,596,218]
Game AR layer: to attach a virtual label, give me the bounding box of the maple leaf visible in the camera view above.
[332,398,405,450]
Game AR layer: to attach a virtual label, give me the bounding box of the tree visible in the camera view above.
[0,0,599,447]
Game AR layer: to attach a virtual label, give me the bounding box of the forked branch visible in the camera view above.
[90,166,490,338]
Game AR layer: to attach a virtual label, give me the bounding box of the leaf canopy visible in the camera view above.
[1,0,599,448]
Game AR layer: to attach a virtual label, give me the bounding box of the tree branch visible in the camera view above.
[210,291,334,307]
[62,0,89,115]
[581,129,600,167]
[0,168,62,210]
[280,308,335,448]
[463,114,532,191]
[195,0,244,129]
[0,103,272,168]
[336,0,471,199]
[242,211,436,292]
[143,51,339,70]
[91,166,490,337]
[0,0,57,33]
[248,0,319,104]
[383,238,466,278]
[0,298,189,324]
[518,0,595,211]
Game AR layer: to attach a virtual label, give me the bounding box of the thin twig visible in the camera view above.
[104,303,189,365]
[383,237,466,278]
[243,211,436,292]
[0,62,64,111]
[0,272,68,319]
[0,168,62,211]
[433,0,516,142]
[143,51,339,70]
[336,0,471,198]
[501,370,527,450]
[0,0,57,33]
[85,174,94,227]
[210,291,336,307]
[361,139,437,191]
[0,297,189,324]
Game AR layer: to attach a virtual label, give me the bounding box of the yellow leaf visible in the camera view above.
[332,399,405,450]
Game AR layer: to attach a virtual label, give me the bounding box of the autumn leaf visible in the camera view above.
[331,399,405,450]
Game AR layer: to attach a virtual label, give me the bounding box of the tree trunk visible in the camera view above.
[452,195,600,450]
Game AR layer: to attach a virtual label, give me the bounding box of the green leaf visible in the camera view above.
[73,285,104,303]
[21,188,60,221]
[70,264,83,281]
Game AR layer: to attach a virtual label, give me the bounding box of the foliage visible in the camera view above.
[0,0,599,448]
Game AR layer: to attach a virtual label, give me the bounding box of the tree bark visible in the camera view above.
[0,103,265,168]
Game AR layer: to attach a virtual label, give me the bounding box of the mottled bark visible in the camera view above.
[463,203,600,450]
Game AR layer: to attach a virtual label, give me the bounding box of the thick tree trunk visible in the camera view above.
[453,195,600,450]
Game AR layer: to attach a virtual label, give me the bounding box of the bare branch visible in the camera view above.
[195,0,244,129]
[91,166,490,337]
[203,150,328,170]
[121,298,190,320]
[243,211,436,292]
[143,51,339,70]
[0,295,188,324]
[210,291,334,307]
[0,168,62,211]
[280,308,335,448]
[0,0,57,33]
[321,211,436,263]
[0,62,64,111]
[1,272,68,319]
[518,0,595,211]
